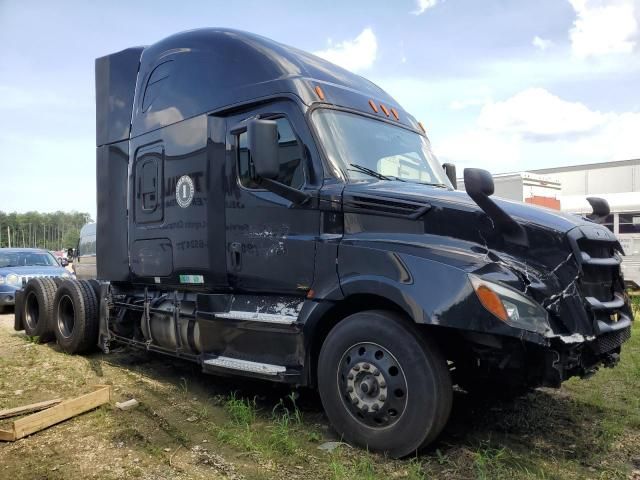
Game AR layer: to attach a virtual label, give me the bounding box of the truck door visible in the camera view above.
[225,102,319,294]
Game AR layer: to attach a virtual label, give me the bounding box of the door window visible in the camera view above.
[237,117,305,190]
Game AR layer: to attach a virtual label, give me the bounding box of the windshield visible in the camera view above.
[312,109,451,187]
[0,251,59,268]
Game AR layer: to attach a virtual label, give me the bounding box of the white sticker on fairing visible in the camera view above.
[179,274,204,284]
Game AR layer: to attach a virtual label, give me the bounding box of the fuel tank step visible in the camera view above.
[214,310,298,325]
[203,356,286,375]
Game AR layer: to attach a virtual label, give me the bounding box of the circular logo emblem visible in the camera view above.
[176,175,194,208]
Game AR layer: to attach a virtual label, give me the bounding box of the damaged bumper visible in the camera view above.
[541,314,632,387]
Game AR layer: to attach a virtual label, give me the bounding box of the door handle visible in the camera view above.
[230,242,242,271]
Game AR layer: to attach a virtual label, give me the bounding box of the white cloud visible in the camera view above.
[532,36,553,51]
[313,28,377,73]
[450,97,491,110]
[411,0,438,15]
[435,129,523,172]
[477,87,605,138]
[566,111,640,160]
[568,0,639,58]
[434,88,640,172]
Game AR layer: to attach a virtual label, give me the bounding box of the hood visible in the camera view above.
[343,181,593,234]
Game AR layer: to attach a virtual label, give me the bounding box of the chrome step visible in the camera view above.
[215,310,298,325]
[203,356,286,376]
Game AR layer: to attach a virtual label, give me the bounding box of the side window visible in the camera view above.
[142,61,173,113]
[619,212,640,234]
[237,117,305,190]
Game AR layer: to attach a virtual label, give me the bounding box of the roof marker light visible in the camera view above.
[314,85,325,101]
[391,108,399,120]
[368,99,379,113]
[418,121,426,133]
[380,104,390,117]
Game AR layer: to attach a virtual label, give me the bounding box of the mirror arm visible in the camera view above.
[257,178,311,205]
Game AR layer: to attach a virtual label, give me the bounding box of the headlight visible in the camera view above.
[5,274,20,286]
[469,275,551,336]
[0,275,4,284]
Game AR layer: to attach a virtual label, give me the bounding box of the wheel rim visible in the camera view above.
[57,294,75,339]
[337,342,408,428]
[24,291,39,330]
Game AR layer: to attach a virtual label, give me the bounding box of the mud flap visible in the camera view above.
[13,289,24,331]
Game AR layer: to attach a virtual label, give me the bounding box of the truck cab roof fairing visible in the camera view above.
[129,28,416,136]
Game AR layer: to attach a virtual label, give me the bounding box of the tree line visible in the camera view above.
[0,211,93,251]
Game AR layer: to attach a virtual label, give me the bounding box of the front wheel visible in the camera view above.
[317,310,452,458]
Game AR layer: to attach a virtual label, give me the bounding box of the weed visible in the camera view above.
[353,453,376,479]
[328,453,348,480]
[267,411,297,455]
[224,392,257,426]
[473,443,506,480]
[306,430,322,443]
[177,376,188,396]
[406,458,427,480]
[287,391,303,425]
[24,335,39,344]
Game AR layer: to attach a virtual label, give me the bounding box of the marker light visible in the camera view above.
[368,99,379,113]
[418,121,426,133]
[379,104,390,117]
[391,108,399,120]
[474,284,508,322]
[314,85,325,101]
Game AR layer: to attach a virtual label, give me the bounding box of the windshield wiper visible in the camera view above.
[408,180,449,188]
[348,164,391,181]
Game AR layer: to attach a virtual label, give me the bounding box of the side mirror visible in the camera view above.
[464,168,528,247]
[67,248,74,259]
[247,119,279,179]
[442,163,457,189]
[464,168,494,198]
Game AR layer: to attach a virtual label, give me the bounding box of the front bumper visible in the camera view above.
[541,316,632,387]
[0,286,19,306]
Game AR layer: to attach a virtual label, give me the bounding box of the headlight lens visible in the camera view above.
[469,275,551,336]
[5,274,20,286]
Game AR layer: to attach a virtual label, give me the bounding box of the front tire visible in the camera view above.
[317,310,452,458]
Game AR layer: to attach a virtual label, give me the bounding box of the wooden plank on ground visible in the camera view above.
[0,398,62,419]
[0,385,111,442]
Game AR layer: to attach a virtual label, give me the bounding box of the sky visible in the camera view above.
[1,0,639,219]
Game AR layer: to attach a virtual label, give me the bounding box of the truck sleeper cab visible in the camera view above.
[16,29,633,458]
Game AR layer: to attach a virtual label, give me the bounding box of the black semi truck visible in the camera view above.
[14,29,633,457]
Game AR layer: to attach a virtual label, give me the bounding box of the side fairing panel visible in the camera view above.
[96,140,130,281]
[95,47,144,147]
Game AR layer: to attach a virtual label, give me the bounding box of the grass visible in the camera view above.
[1,303,639,479]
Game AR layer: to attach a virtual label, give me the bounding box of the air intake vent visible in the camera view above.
[344,193,431,219]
